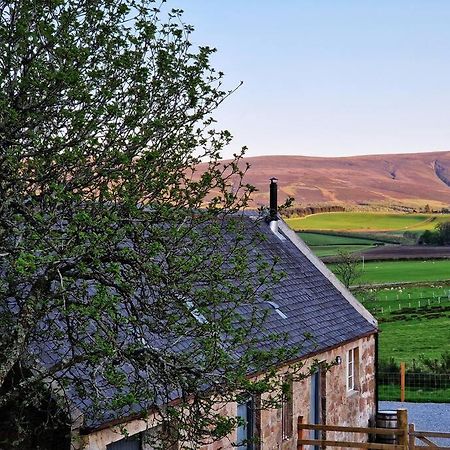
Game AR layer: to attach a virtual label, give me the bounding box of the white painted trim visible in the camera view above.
[277,219,378,328]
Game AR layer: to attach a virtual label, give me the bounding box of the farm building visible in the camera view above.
[0,181,378,450]
[76,181,378,449]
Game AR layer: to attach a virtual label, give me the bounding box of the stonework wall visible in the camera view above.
[201,334,376,450]
[81,334,376,450]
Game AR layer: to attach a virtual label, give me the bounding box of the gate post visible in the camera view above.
[397,409,408,450]
[400,362,406,402]
[408,423,415,450]
[297,415,304,450]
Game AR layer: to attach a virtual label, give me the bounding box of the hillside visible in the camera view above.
[226,151,450,209]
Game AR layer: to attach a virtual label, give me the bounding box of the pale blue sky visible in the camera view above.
[177,1,450,159]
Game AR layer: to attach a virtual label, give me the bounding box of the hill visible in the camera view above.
[226,151,450,209]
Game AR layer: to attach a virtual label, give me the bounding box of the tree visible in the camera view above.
[0,1,304,448]
[436,221,450,245]
[419,222,450,245]
[333,250,363,289]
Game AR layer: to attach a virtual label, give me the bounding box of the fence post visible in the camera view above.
[408,423,415,450]
[297,415,304,450]
[397,409,408,450]
[400,362,406,402]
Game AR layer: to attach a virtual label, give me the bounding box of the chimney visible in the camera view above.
[269,177,278,233]
[269,177,278,221]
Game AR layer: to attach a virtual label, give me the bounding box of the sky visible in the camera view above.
[175,0,450,160]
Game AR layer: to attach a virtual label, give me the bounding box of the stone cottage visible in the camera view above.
[79,180,378,450]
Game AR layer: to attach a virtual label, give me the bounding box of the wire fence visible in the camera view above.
[378,371,450,403]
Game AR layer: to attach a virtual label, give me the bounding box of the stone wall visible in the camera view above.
[81,334,376,450]
[201,333,376,450]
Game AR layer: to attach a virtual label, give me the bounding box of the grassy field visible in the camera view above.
[377,317,450,363]
[353,284,450,369]
[292,212,450,401]
[298,232,381,246]
[298,231,385,257]
[379,384,450,403]
[329,260,450,374]
[329,259,450,284]
[357,285,450,311]
[287,212,450,232]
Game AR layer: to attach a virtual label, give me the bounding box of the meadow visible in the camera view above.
[298,232,381,246]
[287,212,450,232]
[299,231,389,257]
[290,211,450,401]
[353,285,450,365]
[329,259,450,284]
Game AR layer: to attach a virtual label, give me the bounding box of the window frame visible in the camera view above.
[281,376,294,440]
[236,396,260,450]
[347,347,359,392]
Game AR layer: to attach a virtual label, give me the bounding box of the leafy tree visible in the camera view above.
[419,229,439,245]
[436,221,450,245]
[333,250,363,289]
[419,222,450,245]
[0,1,306,448]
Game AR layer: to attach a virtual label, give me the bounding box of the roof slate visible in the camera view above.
[242,215,377,358]
[25,213,377,429]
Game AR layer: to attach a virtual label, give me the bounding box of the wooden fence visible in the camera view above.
[296,409,450,450]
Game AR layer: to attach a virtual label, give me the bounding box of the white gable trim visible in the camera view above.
[277,219,378,328]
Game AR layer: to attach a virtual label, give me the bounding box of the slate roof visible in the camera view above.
[242,214,377,357]
[22,212,377,430]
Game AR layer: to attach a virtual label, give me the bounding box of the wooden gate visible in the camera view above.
[408,423,450,450]
[296,409,450,450]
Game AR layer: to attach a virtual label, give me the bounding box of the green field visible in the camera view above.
[378,317,450,363]
[328,260,450,376]
[298,232,381,246]
[298,231,383,257]
[293,212,450,401]
[379,384,450,403]
[287,212,450,232]
[329,259,450,284]
[357,285,450,312]
[354,285,450,365]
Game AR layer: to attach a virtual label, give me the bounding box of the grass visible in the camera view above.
[286,212,450,232]
[378,384,450,403]
[298,232,381,246]
[378,317,450,364]
[328,259,450,284]
[298,231,384,257]
[356,285,450,315]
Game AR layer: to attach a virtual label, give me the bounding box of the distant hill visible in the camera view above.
[227,151,450,210]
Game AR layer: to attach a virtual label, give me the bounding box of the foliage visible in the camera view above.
[419,221,450,245]
[0,1,307,448]
[437,221,450,245]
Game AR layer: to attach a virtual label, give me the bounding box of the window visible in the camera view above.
[107,434,141,450]
[281,376,293,440]
[237,396,260,449]
[107,426,178,450]
[347,347,359,391]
